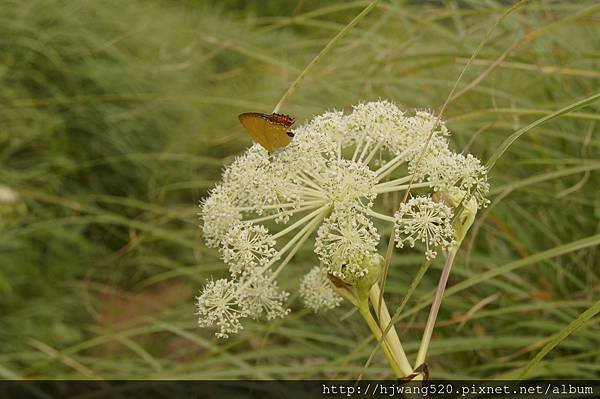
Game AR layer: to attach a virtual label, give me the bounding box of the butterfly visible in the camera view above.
[238,112,295,153]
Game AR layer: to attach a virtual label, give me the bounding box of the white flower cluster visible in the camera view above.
[198,100,489,338]
[394,196,455,260]
[197,270,289,338]
[300,266,343,312]
[315,210,380,283]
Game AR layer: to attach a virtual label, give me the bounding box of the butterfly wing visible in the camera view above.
[239,113,272,151]
[239,112,294,152]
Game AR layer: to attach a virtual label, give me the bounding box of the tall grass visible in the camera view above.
[0,0,598,379]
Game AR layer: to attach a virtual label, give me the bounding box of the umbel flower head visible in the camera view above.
[197,100,489,338]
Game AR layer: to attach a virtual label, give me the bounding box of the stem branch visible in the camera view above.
[414,248,457,367]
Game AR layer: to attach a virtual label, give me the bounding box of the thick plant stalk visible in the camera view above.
[358,305,408,378]
[329,274,412,377]
[369,284,413,375]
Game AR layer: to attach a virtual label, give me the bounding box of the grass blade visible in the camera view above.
[486,92,600,170]
[517,299,600,379]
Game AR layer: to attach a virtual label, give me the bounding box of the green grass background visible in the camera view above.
[0,0,599,379]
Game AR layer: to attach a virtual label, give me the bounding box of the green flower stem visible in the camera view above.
[329,274,411,378]
[357,304,406,378]
[369,284,413,376]
[414,246,457,368]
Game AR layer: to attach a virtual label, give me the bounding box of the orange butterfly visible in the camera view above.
[238,112,295,153]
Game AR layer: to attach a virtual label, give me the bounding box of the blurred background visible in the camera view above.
[0,0,599,379]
